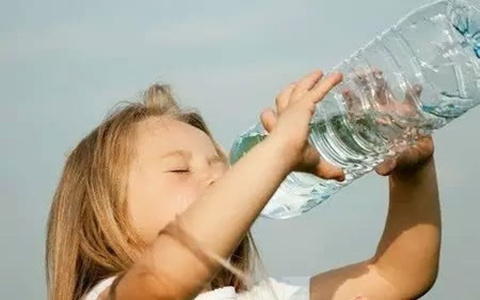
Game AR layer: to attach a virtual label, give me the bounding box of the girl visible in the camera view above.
[46,69,441,299]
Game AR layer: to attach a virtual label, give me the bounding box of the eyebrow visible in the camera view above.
[160,149,191,160]
[160,149,224,164]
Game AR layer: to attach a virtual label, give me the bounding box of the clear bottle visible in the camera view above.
[229,0,480,219]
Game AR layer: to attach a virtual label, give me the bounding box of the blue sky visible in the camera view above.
[1,0,479,298]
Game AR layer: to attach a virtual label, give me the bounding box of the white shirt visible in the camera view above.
[84,276,310,300]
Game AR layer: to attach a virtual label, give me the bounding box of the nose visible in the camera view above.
[202,165,225,187]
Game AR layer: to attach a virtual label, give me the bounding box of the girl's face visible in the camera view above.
[127,117,228,243]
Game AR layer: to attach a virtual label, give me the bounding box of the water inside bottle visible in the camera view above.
[422,95,476,121]
[229,105,427,218]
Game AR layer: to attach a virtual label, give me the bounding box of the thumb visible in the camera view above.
[260,108,277,133]
[316,158,345,181]
[375,158,397,176]
[405,84,422,106]
[300,146,345,181]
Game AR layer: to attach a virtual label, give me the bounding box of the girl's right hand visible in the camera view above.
[260,69,345,181]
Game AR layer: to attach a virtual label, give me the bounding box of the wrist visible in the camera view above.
[390,155,435,182]
[264,133,300,173]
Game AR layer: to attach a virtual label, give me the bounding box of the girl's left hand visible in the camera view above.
[342,70,435,177]
[370,82,435,177]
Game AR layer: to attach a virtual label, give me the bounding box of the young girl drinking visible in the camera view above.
[46,69,441,299]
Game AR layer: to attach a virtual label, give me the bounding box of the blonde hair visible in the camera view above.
[46,84,262,300]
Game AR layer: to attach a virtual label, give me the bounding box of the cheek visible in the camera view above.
[171,187,197,215]
[128,178,198,242]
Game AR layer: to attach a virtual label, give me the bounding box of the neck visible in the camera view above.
[201,283,212,293]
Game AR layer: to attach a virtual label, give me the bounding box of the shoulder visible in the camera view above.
[83,276,117,300]
[83,275,311,300]
[239,276,310,300]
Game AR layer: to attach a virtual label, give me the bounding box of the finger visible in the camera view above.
[419,135,434,147]
[375,158,397,176]
[275,82,296,113]
[316,158,345,181]
[305,72,343,104]
[395,84,423,117]
[352,70,373,97]
[363,69,388,105]
[396,137,434,168]
[353,69,388,106]
[405,84,422,107]
[295,146,345,181]
[342,89,362,115]
[260,108,277,133]
[342,90,354,108]
[372,70,389,106]
[352,69,370,85]
[290,69,324,102]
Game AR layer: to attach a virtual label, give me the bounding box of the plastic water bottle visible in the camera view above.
[229,0,480,219]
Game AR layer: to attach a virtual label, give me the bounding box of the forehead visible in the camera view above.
[134,116,217,155]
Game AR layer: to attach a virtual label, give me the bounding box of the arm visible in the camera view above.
[115,136,292,299]
[110,71,344,300]
[311,155,441,300]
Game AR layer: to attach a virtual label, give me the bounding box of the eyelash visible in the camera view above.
[170,169,190,173]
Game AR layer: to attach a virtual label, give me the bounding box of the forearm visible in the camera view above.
[171,135,291,265]
[122,136,292,299]
[371,157,441,297]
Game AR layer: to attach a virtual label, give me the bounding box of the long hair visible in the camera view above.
[46,84,262,300]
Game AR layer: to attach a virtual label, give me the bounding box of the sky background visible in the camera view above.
[1,0,479,299]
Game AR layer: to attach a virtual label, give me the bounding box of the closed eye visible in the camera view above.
[170,169,190,173]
